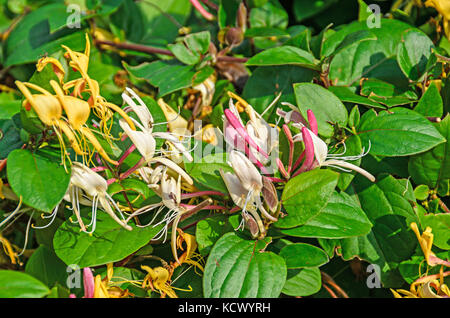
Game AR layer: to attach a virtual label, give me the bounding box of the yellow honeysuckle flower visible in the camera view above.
[15,80,85,158]
[36,57,65,84]
[16,80,118,166]
[157,98,188,135]
[410,222,450,267]
[92,264,133,298]
[173,229,205,273]
[426,0,450,38]
[141,265,178,298]
[60,34,136,136]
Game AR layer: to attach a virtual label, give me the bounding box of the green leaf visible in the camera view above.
[327,30,377,58]
[7,149,71,212]
[0,117,23,160]
[357,108,445,157]
[203,233,287,298]
[280,191,372,239]
[4,3,87,66]
[339,174,419,287]
[0,98,21,120]
[53,211,163,268]
[242,65,315,119]
[282,267,321,297]
[246,46,318,70]
[322,19,414,86]
[279,243,329,268]
[327,86,385,110]
[293,83,348,137]
[421,213,450,250]
[276,169,339,228]
[25,245,68,288]
[244,27,289,38]
[168,31,211,65]
[184,153,233,193]
[397,29,434,82]
[360,78,417,107]
[414,82,444,118]
[196,215,234,256]
[250,0,288,29]
[123,60,196,97]
[0,270,50,298]
[414,184,430,201]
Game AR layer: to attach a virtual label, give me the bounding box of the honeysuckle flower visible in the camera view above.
[141,265,178,298]
[173,229,205,273]
[67,162,132,233]
[191,75,216,107]
[220,150,278,238]
[426,0,450,39]
[224,93,279,169]
[288,109,375,182]
[391,270,450,298]
[410,222,450,267]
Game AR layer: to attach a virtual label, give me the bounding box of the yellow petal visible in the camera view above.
[51,80,90,130]
[0,179,4,200]
[36,57,65,84]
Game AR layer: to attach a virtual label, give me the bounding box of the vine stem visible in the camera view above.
[94,40,249,63]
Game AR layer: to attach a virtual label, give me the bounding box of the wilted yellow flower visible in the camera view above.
[426,0,450,38]
[141,265,178,298]
[93,264,133,298]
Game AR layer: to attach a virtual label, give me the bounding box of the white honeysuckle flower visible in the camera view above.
[68,162,132,233]
[220,150,278,236]
[119,117,156,163]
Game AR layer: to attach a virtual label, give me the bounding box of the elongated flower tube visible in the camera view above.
[36,57,65,84]
[68,162,132,232]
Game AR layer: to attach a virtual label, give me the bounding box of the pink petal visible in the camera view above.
[293,127,314,177]
[307,109,318,136]
[83,267,95,298]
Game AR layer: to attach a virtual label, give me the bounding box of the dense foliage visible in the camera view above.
[0,0,449,299]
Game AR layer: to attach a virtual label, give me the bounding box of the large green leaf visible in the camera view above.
[276,169,339,228]
[195,215,234,256]
[280,191,372,239]
[421,213,450,250]
[7,149,71,212]
[339,174,419,287]
[4,3,86,66]
[203,233,286,298]
[25,245,68,288]
[293,83,348,137]
[357,108,445,157]
[408,115,450,189]
[246,46,318,70]
[53,211,163,268]
[0,270,50,298]
[322,19,415,86]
